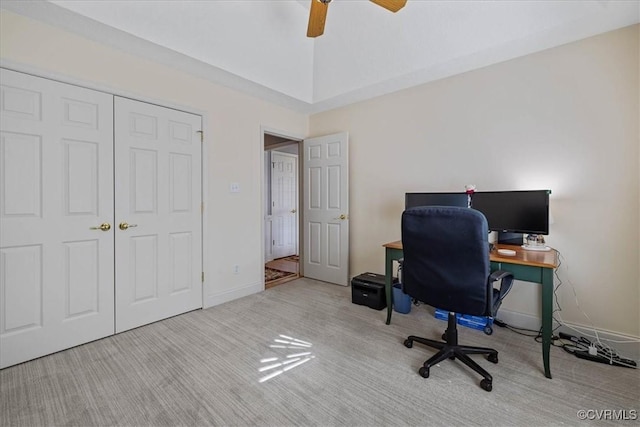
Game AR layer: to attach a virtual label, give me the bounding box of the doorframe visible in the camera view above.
[0,62,210,309]
[260,126,304,289]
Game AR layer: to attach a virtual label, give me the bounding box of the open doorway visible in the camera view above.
[264,132,302,288]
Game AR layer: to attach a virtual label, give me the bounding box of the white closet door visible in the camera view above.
[0,69,115,368]
[114,97,202,333]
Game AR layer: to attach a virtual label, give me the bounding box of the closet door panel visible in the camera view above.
[0,69,114,368]
[114,97,202,333]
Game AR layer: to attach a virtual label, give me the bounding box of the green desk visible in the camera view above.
[383,241,559,379]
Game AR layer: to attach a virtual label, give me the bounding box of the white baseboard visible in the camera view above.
[495,309,543,331]
[204,281,263,309]
[497,309,640,360]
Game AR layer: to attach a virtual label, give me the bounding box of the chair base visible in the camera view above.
[404,312,498,392]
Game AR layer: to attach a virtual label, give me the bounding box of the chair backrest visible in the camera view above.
[401,206,490,316]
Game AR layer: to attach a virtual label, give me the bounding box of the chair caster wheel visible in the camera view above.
[404,339,413,348]
[418,367,429,378]
[484,326,493,335]
[480,379,492,392]
[488,353,498,364]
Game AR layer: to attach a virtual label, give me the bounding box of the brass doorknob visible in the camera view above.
[339,214,348,220]
[119,222,138,231]
[90,222,111,232]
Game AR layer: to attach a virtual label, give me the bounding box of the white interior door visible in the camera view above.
[0,69,115,368]
[114,97,202,333]
[271,151,298,259]
[302,132,349,286]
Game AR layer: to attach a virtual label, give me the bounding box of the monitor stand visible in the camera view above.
[497,232,523,246]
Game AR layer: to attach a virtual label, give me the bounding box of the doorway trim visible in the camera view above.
[260,126,304,289]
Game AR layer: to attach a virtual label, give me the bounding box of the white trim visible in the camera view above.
[201,117,210,310]
[205,281,264,308]
[0,60,207,118]
[259,126,304,291]
[498,308,640,358]
[261,126,305,143]
[6,0,638,115]
[495,308,543,332]
[1,2,313,113]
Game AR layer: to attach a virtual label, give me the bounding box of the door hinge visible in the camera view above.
[201,272,204,283]
[201,202,204,213]
[197,130,203,143]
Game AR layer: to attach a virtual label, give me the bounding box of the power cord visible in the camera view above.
[558,332,637,368]
[554,250,639,368]
[495,249,639,369]
[494,318,637,368]
[493,318,540,338]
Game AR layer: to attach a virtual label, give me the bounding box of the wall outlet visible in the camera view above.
[230,182,240,193]
[233,265,239,274]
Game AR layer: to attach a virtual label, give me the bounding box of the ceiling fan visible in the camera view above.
[307,0,407,38]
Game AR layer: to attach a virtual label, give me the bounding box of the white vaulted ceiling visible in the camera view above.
[3,0,639,114]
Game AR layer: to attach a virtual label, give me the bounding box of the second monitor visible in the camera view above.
[405,192,469,209]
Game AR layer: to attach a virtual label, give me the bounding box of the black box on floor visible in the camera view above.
[351,272,395,310]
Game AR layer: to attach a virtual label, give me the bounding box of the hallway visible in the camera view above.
[265,256,299,289]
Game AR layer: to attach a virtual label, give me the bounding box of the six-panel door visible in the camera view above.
[114,97,202,333]
[0,70,203,368]
[0,69,115,368]
[302,133,349,286]
[271,151,298,259]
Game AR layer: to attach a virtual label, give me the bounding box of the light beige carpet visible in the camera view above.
[1,277,638,426]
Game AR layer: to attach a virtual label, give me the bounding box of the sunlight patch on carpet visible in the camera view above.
[258,335,315,383]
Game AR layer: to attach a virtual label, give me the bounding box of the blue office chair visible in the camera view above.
[401,206,514,392]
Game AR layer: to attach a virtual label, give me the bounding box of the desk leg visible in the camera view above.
[541,268,554,379]
[385,248,393,325]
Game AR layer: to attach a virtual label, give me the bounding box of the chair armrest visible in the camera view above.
[489,270,512,282]
[489,270,514,301]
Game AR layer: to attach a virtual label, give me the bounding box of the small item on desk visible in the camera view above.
[497,248,516,256]
[465,184,476,208]
[522,234,551,252]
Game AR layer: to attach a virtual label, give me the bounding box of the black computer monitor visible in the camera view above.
[405,192,469,209]
[471,190,550,244]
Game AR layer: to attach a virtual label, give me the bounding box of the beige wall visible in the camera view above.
[2,10,638,338]
[0,11,308,306]
[310,25,639,337]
